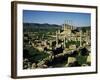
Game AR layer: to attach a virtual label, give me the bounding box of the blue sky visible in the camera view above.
[23,10,91,27]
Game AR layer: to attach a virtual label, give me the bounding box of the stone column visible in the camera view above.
[64,36,66,48]
[80,30,82,47]
[56,31,58,47]
[86,31,89,45]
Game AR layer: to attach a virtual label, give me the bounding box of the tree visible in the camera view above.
[80,47,89,56]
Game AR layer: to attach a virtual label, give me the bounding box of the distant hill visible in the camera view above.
[23,23,61,28]
[77,26,90,32]
[23,23,90,32]
[23,23,62,32]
